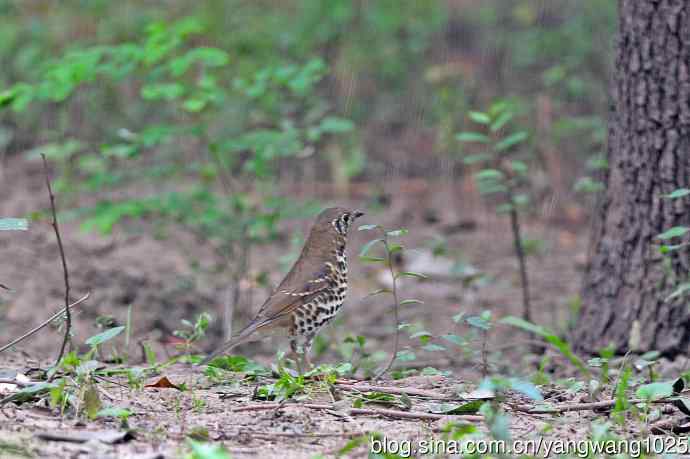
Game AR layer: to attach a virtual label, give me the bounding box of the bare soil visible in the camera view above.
[5,154,682,458]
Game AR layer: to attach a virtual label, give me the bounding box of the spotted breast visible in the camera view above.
[290,221,349,354]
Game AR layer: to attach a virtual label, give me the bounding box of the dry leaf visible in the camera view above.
[145,376,182,390]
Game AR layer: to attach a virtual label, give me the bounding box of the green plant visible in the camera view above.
[654,188,690,303]
[185,439,232,459]
[358,225,426,379]
[337,334,381,379]
[173,312,211,356]
[1,16,357,343]
[501,315,592,381]
[456,101,533,321]
[254,368,306,402]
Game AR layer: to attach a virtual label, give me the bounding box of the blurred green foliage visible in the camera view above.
[0,0,615,234]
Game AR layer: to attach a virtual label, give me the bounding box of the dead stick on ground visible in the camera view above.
[239,430,366,439]
[335,382,449,399]
[41,154,72,373]
[511,397,679,414]
[233,403,484,422]
[0,293,90,354]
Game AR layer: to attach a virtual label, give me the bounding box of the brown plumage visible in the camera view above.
[201,207,364,368]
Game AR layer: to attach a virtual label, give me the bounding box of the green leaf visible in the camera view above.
[466,315,491,331]
[657,226,689,240]
[359,238,383,257]
[495,203,514,214]
[83,384,102,420]
[468,111,491,124]
[359,256,385,263]
[508,378,543,401]
[85,326,125,347]
[395,350,416,362]
[396,271,428,280]
[495,131,528,151]
[659,242,690,254]
[96,406,132,419]
[474,169,504,181]
[319,116,355,134]
[574,177,605,194]
[462,153,492,165]
[386,229,408,237]
[636,382,673,401]
[387,243,403,254]
[665,189,690,199]
[441,334,466,347]
[456,132,490,143]
[409,331,432,340]
[0,218,28,231]
[140,82,185,101]
[182,98,207,112]
[422,344,446,352]
[490,111,514,132]
[430,400,483,414]
[500,316,591,379]
[6,381,59,403]
[510,160,529,175]
[400,299,424,306]
[364,288,391,299]
[186,439,232,459]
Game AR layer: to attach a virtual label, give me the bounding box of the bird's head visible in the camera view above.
[315,207,365,237]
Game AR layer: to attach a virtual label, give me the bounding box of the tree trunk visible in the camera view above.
[574,0,690,355]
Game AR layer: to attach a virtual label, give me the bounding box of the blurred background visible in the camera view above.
[0,0,616,377]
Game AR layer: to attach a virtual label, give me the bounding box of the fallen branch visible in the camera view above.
[0,293,90,354]
[511,397,680,414]
[335,381,449,399]
[349,407,480,421]
[232,402,484,422]
[237,430,365,439]
[41,154,73,370]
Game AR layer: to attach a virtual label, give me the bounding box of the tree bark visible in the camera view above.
[574,0,690,355]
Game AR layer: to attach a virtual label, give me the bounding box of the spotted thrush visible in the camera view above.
[201,207,364,369]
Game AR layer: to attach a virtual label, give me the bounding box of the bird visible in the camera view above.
[200,207,365,370]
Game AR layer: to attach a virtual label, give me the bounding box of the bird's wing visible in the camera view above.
[199,264,335,366]
[251,262,335,328]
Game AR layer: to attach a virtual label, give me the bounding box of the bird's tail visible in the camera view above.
[198,322,262,366]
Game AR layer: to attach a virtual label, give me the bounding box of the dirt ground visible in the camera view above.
[6,154,674,458]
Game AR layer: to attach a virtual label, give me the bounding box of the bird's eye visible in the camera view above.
[343,213,351,222]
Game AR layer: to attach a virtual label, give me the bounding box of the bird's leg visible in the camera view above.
[303,334,315,370]
[290,338,304,374]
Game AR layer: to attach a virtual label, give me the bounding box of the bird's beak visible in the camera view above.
[353,210,365,219]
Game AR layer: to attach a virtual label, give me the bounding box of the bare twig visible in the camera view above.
[510,397,680,414]
[0,293,90,354]
[335,382,449,399]
[508,204,531,322]
[233,402,332,412]
[0,379,39,387]
[349,407,483,422]
[41,154,72,371]
[237,430,365,439]
[373,233,401,380]
[0,283,10,291]
[232,402,484,422]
